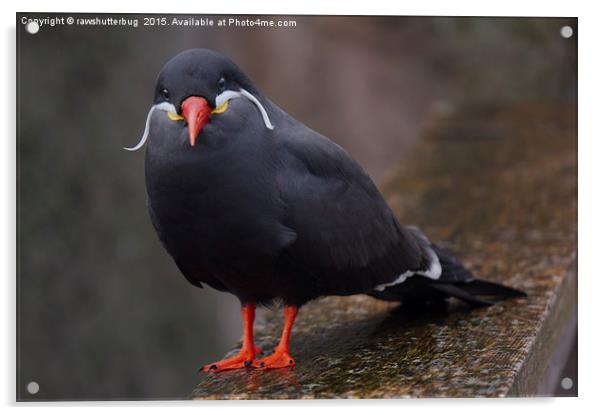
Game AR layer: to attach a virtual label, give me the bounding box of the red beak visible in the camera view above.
[181,96,212,147]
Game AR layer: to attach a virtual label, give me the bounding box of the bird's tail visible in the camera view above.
[427,278,526,307]
[369,236,526,307]
[428,243,526,306]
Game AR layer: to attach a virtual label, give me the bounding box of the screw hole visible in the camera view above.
[561,377,573,390]
[25,21,40,34]
[26,381,39,395]
[560,26,573,39]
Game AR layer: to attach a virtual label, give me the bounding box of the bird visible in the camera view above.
[126,48,526,372]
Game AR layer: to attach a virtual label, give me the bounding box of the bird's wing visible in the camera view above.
[276,127,432,294]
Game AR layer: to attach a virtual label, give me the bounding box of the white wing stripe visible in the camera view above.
[373,246,442,292]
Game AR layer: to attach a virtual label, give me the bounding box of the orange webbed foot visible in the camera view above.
[252,349,295,370]
[201,349,257,373]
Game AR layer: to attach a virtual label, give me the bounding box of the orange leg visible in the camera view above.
[201,303,262,372]
[253,305,298,369]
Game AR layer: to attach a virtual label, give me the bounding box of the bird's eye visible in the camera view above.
[161,88,170,101]
[218,77,226,91]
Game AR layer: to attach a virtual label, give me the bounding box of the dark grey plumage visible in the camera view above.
[140,49,524,308]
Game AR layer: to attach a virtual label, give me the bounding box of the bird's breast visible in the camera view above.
[143,112,292,277]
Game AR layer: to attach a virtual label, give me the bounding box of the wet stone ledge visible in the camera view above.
[190,103,577,399]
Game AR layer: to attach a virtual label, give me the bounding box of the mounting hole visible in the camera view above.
[25,21,40,35]
[561,377,573,390]
[560,25,573,39]
[26,381,40,395]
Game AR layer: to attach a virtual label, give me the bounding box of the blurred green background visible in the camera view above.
[17,14,576,400]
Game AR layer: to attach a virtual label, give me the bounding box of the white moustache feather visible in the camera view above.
[124,88,274,152]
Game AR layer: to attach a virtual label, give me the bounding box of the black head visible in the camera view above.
[152,49,271,147]
[154,48,256,112]
[125,49,273,152]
